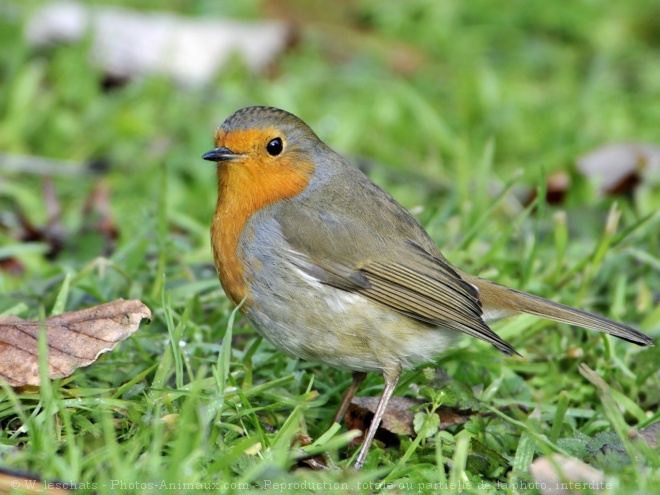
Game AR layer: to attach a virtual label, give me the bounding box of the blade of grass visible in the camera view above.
[50,272,71,316]
[579,364,660,472]
[162,290,184,389]
[456,170,525,250]
[521,168,547,288]
[213,297,246,408]
[448,430,471,495]
[549,391,570,443]
[483,404,570,456]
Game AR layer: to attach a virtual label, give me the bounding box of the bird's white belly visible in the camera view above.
[246,271,458,374]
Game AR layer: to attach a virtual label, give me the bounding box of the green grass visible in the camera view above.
[1,1,659,494]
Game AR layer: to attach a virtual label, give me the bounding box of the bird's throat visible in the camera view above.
[211,159,314,305]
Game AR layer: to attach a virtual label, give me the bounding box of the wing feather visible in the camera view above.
[273,173,518,356]
[280,217,517,355]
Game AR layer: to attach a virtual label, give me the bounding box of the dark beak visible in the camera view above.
[202,147,243,162]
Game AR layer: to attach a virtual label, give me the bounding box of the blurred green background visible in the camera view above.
[2,0,659,283]
[0,0,659,492]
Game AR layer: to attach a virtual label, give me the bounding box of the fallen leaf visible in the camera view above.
[26,2,293,87]
[0,467,73,494]
[0,299,150,387]
[345,395,500,450]
[523,170,572,207]
[347,396,424,439]
[577,142,660,196]
[634,422,660,449]
[530,454,606,495]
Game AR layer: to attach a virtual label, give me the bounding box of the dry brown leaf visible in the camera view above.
[346,396,481,444]
[577,142,660,196]
[0,299,150,387]
[347,396,424,440]
[0,467,73,494]
[530,454,607,495]
[346,396,525,447]
[523,170,572,207]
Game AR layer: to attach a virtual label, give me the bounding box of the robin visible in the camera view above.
[202,106,652,470]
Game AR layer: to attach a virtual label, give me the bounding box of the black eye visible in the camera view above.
[266,137,283,156]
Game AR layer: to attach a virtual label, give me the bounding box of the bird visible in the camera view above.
[202,106,653,470]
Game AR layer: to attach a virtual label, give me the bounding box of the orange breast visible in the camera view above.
[211,129,314,306]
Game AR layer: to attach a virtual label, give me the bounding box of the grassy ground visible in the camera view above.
[1,1,659,493]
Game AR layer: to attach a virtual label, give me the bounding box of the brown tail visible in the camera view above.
[468,277,653,347]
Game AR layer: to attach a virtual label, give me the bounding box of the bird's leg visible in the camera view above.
[353,368,400,470]
[333,371,367,424]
